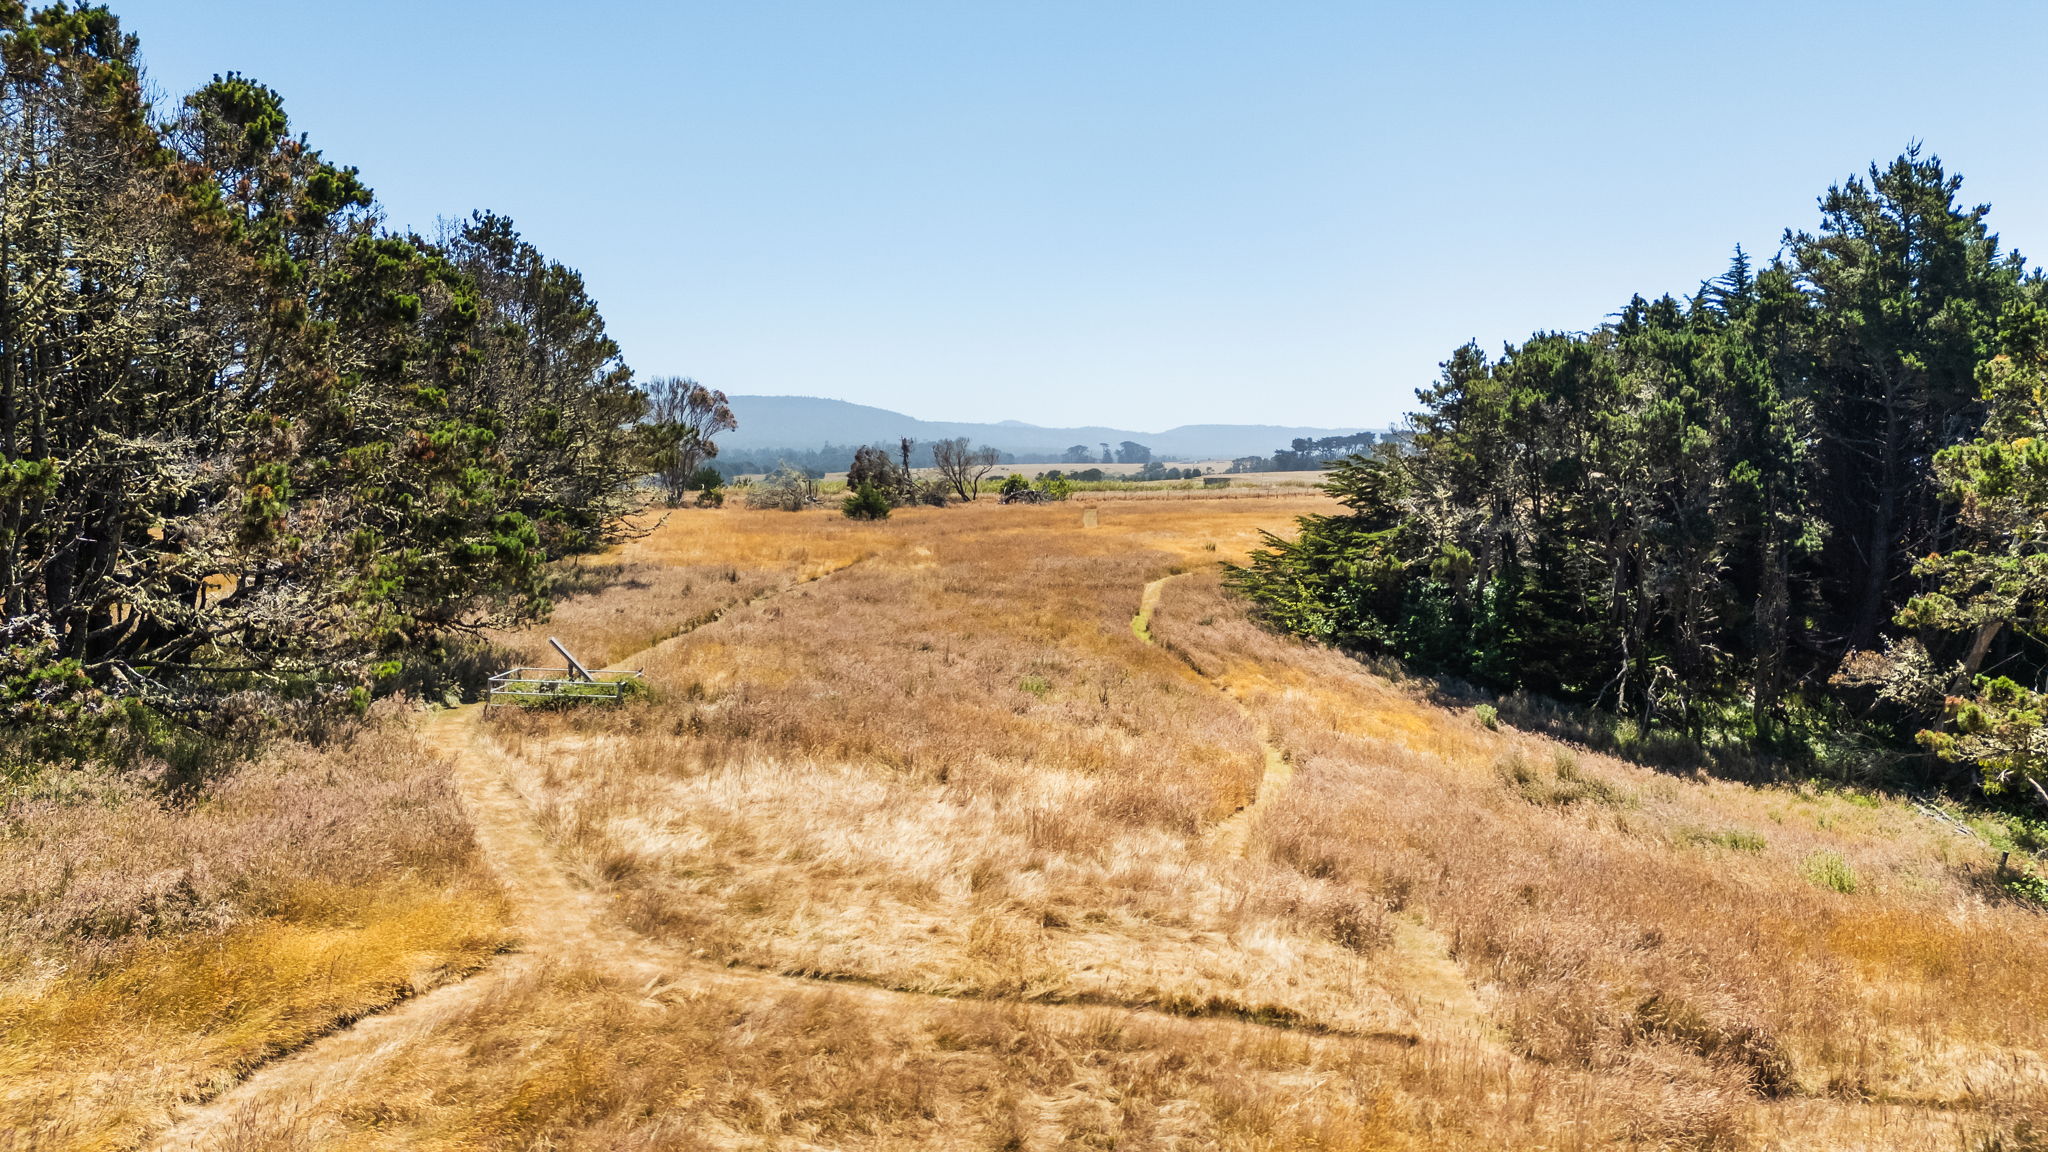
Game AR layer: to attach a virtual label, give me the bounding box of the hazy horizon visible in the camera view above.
[111,0,2048,429]
[718,391,1394,435]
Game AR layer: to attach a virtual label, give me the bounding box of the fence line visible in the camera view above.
[485,666,643,709]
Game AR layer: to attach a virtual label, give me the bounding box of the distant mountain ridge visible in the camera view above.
[720,395,1379,460]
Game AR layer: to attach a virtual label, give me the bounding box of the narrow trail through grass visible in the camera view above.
[1133,572,1291,858]
[145,568,865,1150]
[149,558,1418,1151]
[1133,570,1502,1056]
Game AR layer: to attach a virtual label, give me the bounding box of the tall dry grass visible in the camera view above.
[473,494,2048,1148]
[483,497,1450,1040]
[0,705,508,1152]
[1152,570,2048,1144]
[25,488,2048,1150]
[191,960,1565,1151]
[489,506,883,669]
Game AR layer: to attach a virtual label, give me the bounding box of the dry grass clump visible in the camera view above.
[0,709,508,1151]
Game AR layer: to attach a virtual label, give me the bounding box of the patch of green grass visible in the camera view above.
[1018,676,1051,698]
[1970,810,2048,858]
[1802,850,1859,895]
[489,675,646,710]
[1474,703,1499,730]
[2001,869,2048,908]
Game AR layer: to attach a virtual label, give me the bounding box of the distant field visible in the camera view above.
[16,488,2048,1151]
[738,463,1330,490]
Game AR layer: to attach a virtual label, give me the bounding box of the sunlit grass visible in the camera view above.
[21,489,2048,1151]
[0,717,509,1151]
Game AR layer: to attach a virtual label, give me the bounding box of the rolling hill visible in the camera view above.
[720,394,1382,459]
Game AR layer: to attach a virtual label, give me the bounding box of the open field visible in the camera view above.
[732,464,1329,491]
[12,489,2048,1150]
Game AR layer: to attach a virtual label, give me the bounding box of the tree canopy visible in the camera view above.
[1234,148,2048,799]
[0,5,651,748]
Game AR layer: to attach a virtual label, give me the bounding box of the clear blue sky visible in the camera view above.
[112,1,2048,430]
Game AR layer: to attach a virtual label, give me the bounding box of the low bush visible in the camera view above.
[842,482,892,521]
[747,466,818,511]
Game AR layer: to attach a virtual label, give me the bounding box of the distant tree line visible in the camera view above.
[714,441,1019,480]
[1227,431,1406,473]
[1234,149,2048,802]
[1040,464,1209,483]
[1062,441,1155,465]
[0,6,662,751]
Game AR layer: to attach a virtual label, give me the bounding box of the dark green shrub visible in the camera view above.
[842,482,891,521]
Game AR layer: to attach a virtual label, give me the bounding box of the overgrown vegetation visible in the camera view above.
[1234,148,2048,802]
[0,5,658,759]
[418,496,2048,1149]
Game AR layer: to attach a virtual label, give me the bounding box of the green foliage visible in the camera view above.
[0,633,94,734]
[2000,867,2048,907]
[842,482,892,521]
[1802,851,1860,894]
[1892,323,2048,799]
[1233,150,2042,773]
[843,443,916,508]
[1474,703,1499,730]
[0,6,645,754]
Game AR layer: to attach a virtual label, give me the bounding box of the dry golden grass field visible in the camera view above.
[9,489,2048,1151]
